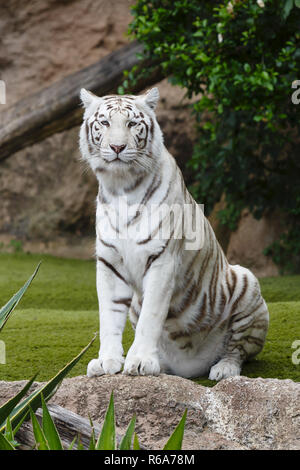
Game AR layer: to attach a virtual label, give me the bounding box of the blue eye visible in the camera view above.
[101,120,110,127]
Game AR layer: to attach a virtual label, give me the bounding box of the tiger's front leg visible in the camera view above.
[123,256,175,376]
[87,256,133,377]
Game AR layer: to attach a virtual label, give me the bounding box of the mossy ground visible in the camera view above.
[0,253,299,386]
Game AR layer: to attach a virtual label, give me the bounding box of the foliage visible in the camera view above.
[127,0,300,273]
[0,264,96,449]
[0,262,187,450]
[0,262,40,332]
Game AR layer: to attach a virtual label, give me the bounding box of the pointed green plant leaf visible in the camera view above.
[119,415,136,450]
[41,393,63,450]
[0,334,96,433]
[4,415,14,443]
[88,430,96,450]
[4,416,20,448]
[12,411,29,438]
[29,406,50,450]
[0,431,16,450]
[88,415,96,450]
[133,432,140,450]
[95,391,115,450]
[163,409,187,450]
[0,262,41,332]
[0,374,38,429]
[77,436,84,450]
[68,435,77,450]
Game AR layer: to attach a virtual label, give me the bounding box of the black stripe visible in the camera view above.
[137,219,163,245]
[113,297,132,308]
[142,174,162,206]
[99,238,118,252]
[149,118,154,138]
[158,179,172,206]
[143,244,167,277]
[194,292,208,327]
[97,257,128,284]
[127,173,161,226]
[231,274,248,312]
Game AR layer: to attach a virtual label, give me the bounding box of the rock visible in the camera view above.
[226,209,283,277]
[0,375,299,450]
[202,376,300,450]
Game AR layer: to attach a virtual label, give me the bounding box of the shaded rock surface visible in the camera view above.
[0,375,299,450]
[226,209,282,277]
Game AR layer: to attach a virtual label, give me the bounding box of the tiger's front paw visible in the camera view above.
[87,356,124,377]
[123,348,160,376]
[208,359,241,381]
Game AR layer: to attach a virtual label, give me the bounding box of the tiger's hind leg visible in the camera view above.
[209,266,269,381]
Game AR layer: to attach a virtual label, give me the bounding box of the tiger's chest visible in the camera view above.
[96,201,168,293]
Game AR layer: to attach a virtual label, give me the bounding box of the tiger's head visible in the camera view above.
[79,87,163,177]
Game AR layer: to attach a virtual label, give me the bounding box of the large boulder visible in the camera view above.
[0,375,299,450]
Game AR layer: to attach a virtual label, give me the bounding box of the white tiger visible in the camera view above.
[79,87,269,381]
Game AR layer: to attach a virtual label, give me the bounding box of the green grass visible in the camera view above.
[0,253,299,385]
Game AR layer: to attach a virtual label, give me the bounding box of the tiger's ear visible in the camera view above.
[80,88,99,108]
[144,87,160,110]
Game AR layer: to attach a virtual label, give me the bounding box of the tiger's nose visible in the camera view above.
[110,144,126,155]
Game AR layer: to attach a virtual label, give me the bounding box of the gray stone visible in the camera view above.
[0,374,299,450]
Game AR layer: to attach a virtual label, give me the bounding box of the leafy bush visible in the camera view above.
[127,0,300,273]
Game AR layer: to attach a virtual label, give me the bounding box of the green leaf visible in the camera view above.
[4,416,14,443]
[95,392,115,450]
[68,435,77,450]
[76,436,84,450]
[196,52,210,63]
[132,433,140,450]
[0,431,16,450]
[41,394,63,450]
[29,406,50,450]
[0,374,38,429]
[119,415,136,450]
[295,0,300,7]
[0,334,96,434]
[283,0,294,19]
[88,415,96,450]
[0,262,41,332]
[163,409,187,450]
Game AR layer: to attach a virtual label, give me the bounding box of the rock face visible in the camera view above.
[226,209,282,277]
[0,375,299,450]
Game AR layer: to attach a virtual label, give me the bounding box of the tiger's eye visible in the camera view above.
[101,120,110,127]
[128,121,137,128]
